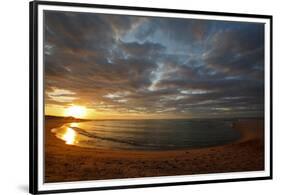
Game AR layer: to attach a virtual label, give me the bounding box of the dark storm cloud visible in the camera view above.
[44,10,265,118]
[203,23,264,77]
[45,11,114,51]
[119,41,165,57]
[134,18,210,43]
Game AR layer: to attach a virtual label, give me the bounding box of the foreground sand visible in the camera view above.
[45,117,264,183]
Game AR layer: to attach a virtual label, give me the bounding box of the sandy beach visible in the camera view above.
[45,117,264,183]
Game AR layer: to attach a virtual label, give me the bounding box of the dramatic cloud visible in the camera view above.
[44,10,265,118]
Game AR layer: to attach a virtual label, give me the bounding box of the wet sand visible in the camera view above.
[45,117,264,183]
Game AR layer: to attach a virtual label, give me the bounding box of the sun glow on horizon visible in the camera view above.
[65,105,87,118]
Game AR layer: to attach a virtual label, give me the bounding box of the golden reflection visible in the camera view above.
[62,127,77,145]
[70,122,79,128]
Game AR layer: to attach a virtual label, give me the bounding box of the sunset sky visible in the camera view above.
[44,10,264,119]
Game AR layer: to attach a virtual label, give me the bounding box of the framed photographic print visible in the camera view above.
[29,0,273,194]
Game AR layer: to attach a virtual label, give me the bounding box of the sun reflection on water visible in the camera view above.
[62,127,77,145]
[70,122,79,128]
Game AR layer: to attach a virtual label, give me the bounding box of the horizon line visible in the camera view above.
[45,114,264,121]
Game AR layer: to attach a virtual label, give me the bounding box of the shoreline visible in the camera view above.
[45,117,264,183]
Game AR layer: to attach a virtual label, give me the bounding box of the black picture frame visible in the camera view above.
[30,1,273,194]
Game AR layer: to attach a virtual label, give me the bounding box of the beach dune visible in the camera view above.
[45,116,264,183]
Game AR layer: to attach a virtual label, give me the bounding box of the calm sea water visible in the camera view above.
[51,119,241,151]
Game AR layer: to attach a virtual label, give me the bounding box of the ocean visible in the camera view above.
[51,119,241,151]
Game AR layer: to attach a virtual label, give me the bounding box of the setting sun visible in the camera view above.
[65,105,87,118]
